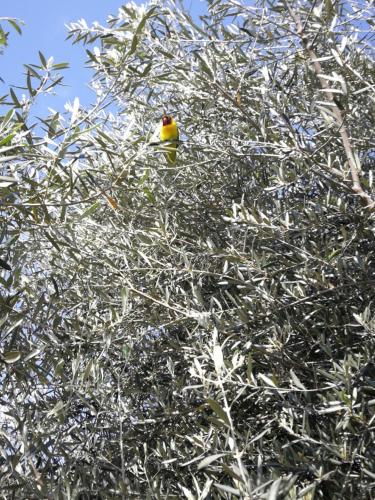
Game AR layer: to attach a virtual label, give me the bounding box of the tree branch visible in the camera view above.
[285,1,374,210]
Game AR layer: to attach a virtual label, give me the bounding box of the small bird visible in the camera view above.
[159,114,179,163]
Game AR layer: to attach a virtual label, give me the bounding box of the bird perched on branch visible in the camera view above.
[159,114,179,163]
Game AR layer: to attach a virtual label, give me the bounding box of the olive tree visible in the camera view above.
[1,1,375,498]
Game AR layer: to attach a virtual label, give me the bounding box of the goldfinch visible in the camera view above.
[159,114,179,163]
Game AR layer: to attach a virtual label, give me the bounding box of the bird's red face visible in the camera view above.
[162,115,172,126]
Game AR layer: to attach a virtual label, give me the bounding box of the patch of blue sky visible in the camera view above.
[1,1,208,122]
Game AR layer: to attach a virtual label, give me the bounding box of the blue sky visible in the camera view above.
[1,1,131,118]
[1,1,205,120]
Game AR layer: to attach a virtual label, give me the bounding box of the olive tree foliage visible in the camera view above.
[0,17,22,57]
[1,0,375,497]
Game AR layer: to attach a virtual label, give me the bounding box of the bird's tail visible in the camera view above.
[163,143,177,164]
